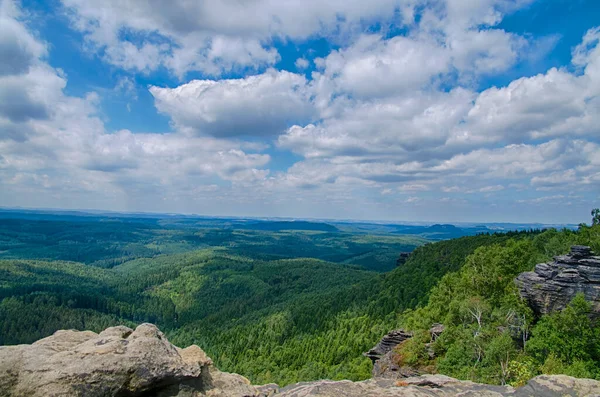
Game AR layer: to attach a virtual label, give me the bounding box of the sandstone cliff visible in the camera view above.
[516,245,600,316]
[1,323,599,396]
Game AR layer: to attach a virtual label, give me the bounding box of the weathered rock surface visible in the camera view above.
[366,324,444,379]
[516,245,600,316]
[0,323,258,397]
[364,329,413,364]
[2,324,599,396]
[364,329,414,379]
[277,374,600,396]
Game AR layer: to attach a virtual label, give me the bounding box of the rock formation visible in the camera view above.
[366,324,444,379]
[364,329,413,364]
[396,252,411,267]
[516,245,600,316]
[1,324,599,396]
[0,323,257,397]
[364,329,415,378]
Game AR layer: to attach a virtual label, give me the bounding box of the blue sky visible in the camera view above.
[0,0,599,224]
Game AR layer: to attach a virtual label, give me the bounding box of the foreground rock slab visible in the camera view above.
[0,323,257,397]
[1,324,599,396]
[277,375,600,397]
[517,245,600,316]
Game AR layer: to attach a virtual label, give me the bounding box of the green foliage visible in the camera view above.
[1,216,598,387]
[1,217,522,385]
[527,294,600,368]
[0,218,426,272]
[399,225,600,385]
[507,356,537,387]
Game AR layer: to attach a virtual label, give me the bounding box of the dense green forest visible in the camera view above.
[1,211,599,387]
[398,223,600,385]
[0,218,425,272]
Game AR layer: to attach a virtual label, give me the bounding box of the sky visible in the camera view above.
[0,0,599,224]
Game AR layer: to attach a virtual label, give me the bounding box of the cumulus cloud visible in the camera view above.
[295,58,310,70]
[150,70,315,137]
[0,1,46,77]
[278,88,475,160]
[57,0,543,78]
[316,34,451,99]
[60,0,403,76]
[2,0,599,221]
[0,1,272,210]
[274,24,600,204]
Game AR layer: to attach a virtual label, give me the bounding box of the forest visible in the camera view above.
[0,209,599,387]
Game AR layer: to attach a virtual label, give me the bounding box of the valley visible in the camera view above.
[1,209,599,387]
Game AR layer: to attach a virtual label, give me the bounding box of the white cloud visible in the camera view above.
[150,70,315,137]
[295,58,310,70]
[317,34,451,99]
[478,185,504,193]
[274,24,600,204]
[0,1,46,77]
[2,0,599,222]
[442,186,461,193]
[57,0,544,79]
[398,184,430,192]
[0,1,272,209]
[60,0,403,76]
[531,170,578,189]
[278,88,475,160]
[517,195,566,204]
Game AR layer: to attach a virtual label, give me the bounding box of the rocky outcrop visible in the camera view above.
[2,324,599,396]
[364,329,413,364]
[516,245,600,316]
[277,374,600,396]
[0,323,258,397]
[366,324,444,379]
[396,252,411,267]
[364,329,415,378]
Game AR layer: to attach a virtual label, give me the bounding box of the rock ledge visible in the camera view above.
[516,245,600,316]
[1,324,599,396]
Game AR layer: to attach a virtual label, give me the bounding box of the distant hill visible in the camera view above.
[392,223,485,239]
[234,220,338,232]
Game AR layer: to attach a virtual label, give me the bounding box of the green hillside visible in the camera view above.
[1,217,599,386]
[0,218,425,272]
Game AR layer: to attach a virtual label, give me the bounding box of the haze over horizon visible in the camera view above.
[1,0,599,224]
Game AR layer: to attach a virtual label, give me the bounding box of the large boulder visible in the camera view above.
[516,245,600,316]
[0,323,259,397]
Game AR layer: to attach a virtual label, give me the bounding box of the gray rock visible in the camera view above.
[2,324,599,397]
[516,246,600,316]
[276,375,600,396]
[364,329,413,364]
[0,323,258,397]
[372,349,422,379]
[255,383,280,396]
[367,324,445,378]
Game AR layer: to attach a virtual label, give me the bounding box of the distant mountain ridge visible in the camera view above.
[0,207,577,234]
